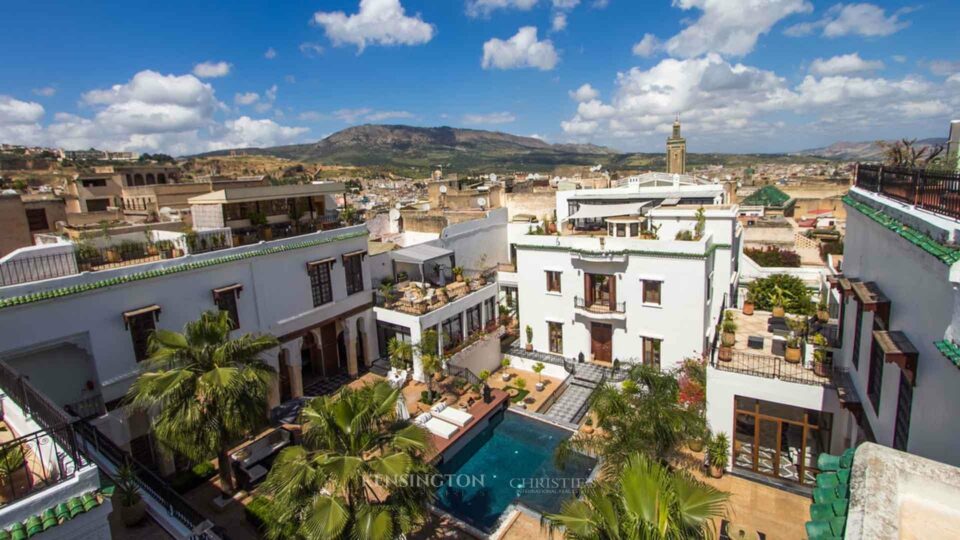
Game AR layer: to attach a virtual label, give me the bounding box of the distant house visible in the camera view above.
[739,185,796,217]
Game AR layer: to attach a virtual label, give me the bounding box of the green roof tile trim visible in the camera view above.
[0,230,368,311]
[935,339,960,369]
[3,490,103,536]
[741,185,793,208]
[843,195,960,266]
[516,242,731,260]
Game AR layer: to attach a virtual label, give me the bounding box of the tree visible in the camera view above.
[416,329,442,402]
[879,138,945,169]
[543,453,728,540]
[340,205,359,225]
[387,337,413,370]
[260,381,435,539]
[126,311,277,495]
[558,365,703,475]
[747,274,813,315]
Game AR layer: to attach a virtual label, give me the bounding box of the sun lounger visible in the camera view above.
[431,402,473,427]
[413,413,459,439]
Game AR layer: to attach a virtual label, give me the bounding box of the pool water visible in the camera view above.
[435,411,597,533]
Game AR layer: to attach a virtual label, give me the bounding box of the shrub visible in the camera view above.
[747,274,813,315]
[745,246,801,267]
[169,461,217,494]
[245,496,296,537]
[819,240,844,262]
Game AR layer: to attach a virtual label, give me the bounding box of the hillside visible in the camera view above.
[794,138,947,161]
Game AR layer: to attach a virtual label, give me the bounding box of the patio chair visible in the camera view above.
[747,335,764,349]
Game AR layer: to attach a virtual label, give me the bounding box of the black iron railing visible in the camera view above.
[0,424,89,505]
[712,349,841,387]
[574,296,625,314]
[447,364,482,387]
[856,164,960,220]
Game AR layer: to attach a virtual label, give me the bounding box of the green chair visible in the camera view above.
[24,516,41,537]
[40,509,56,531]
[53,503,70,522]
[810,503,836,521]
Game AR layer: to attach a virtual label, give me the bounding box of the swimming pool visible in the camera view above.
[435,410,597,533]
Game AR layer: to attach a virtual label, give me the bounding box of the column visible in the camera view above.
[284,337,304,399]
[263,347,281,412]
[412,325,425,382]
[344,319,359,377]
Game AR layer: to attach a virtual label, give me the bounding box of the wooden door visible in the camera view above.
[591,323,612,362]
[320,323,341,376]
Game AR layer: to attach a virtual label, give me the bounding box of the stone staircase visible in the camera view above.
[542,363,612,425]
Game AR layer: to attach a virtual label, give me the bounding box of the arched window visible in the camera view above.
[133,173,144,186]
[145,173,156,185]
[157,173,166,184]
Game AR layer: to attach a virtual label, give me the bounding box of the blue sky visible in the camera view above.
[1,0,958,155]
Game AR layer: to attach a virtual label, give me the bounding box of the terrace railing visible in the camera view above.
[574,296,626,314]
[711,349,840,388]
[856,164,960,220]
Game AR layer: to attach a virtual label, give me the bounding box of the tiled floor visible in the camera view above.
[302,372,355,396]
[543,382,593,424]
[485,368,563,413]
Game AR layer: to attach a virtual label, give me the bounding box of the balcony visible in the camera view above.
[375,267,498,317]
[855,164,960,220]
[574,296,626,319]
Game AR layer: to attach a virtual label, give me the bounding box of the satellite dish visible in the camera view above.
[389,209,400,221]
[477,197,487,208]
[439,185,448,194]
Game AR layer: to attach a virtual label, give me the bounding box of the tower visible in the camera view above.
[666,115,686,175]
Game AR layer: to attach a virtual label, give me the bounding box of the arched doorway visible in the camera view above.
[302,332,319,381]
[356,319,366,369]
[278,348,292,402]
[133,173,144,186]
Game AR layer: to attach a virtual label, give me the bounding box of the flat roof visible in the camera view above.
[188,182,344,205]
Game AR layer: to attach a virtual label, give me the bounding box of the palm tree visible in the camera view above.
[260,380,435,539]
[387,337,413,370]
[416,329,442,401]
[558,364,703,474]
[126,310,277,495]
[544,453,728,539]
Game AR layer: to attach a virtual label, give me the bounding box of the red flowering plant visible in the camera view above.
[677,356,707,411]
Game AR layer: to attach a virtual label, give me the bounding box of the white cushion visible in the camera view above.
[432,402,447,413]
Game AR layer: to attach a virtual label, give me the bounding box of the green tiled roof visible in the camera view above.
[0,230,368,311]
[1,490,103,538]
[935,339,960,369]
[741,185,794,208]
[843,195,960,266]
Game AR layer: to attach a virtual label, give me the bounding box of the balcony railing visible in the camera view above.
[855,164,960,220]
[711,349,841,387]
[375,267,498,316]
[574,296,625,314]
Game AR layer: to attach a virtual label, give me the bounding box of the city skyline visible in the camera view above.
[1,0,958,155]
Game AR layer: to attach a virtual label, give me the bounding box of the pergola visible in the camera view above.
[391,244,455,286]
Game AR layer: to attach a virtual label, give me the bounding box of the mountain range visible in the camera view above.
[190,124,944,172]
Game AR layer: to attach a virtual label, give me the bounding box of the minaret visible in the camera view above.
[666,114,686,175]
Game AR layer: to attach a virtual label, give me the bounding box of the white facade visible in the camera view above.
[0,226,378,458]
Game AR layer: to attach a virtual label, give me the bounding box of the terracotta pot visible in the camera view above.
[525,343,533,352]
[581,425,594,434]
[456,275,464,282]
[709,465,724,479]
[721,332,736,347]
[742,302,754,316]
[785,346,802,363]
[688,439,704,452]
[718,346,733,362]
[813,361,830,377]
[817,310,830,322]
[772,306,786,317]
[120,500,146,527]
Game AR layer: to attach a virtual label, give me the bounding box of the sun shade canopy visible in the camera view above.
[566,201,650,221]
[391,244,454,265]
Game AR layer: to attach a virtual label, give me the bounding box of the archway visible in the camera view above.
[356,318,366,368]
[133,173,144,186]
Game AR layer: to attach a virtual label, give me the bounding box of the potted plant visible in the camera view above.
[809,333,831,376]
[525,325,533,352]
[155,239,175,258]
[582,417,594,434]
[514,378,527,408]
[687,424,707,453]
[785,335,802,364]
[742,291,755,316]
[721,310,737,347]
[707,432,730,478]
[115,463,146,526]
[452,266,464,282]
[718,345,733,362]
[533,362,546,391]
[817,296,830,322]
[771,300,786,318]
[501,357,512,381]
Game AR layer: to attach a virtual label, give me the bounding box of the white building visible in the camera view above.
[0,224,378,476]
[515,178,741,371]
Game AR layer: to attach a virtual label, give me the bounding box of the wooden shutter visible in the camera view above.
[609,276,617,310]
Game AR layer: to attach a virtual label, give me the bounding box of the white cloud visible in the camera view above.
[928,60,960,77]
[632,33,661,57]
[948,74,960,85]
[462,111,516,124]
[785,3,910,38]
[466,0,538,18]
[191,61,231,78]
[892,55,907,64]
[553,0,580,9]
[264,47,277,59]
[366,110,414,121]
[334,108,373,123]
[809,53,884,76]
[663,0,812,58]
[32,87,56,97]
[253,85,278,113]
[569,83,599,102]
[313,0,435,52]
[298,111,326,122]
[0,96,45,125]
[205,116,308,150]
[285,75,297,84]
[234,92,260,106]
[482,27,558,71]
[551,13,567,32]
[299,42,325,57]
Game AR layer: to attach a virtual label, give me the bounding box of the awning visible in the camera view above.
[123,305,160,327]
[566,202,650,221]
[212,283,243,299]
[391,244,454,265]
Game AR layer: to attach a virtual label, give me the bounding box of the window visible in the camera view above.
[213,284,242,329]
[442,315,463,352]
[377,321,411,358]
[25,208,48,231]
[642,280,662,305]
[546,271,561,293]
[851,303,864,369]
[629,223,639,237]
[643,337,662,370]
[81,178,107,188]
[86,198,110,212]
[343,253,364,295]
[549,322,563,354]
[484,297,497,327]
[867,337,884,413]
[124,306,160,362]
[308,260,334,307]
[466,304,482,336]
[893,371,913,451]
